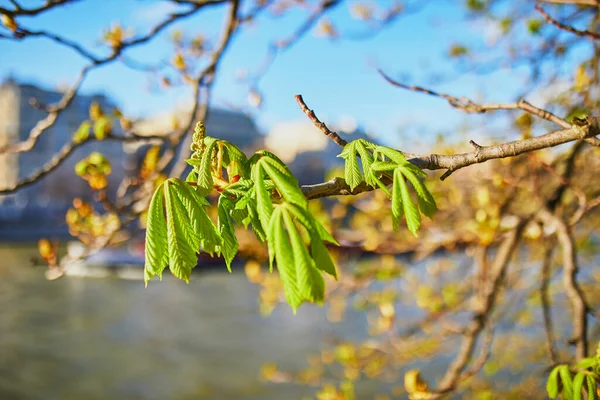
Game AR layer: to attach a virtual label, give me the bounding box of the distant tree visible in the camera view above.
[2,0,600,398]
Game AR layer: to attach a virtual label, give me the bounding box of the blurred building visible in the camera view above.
[0,79,264,239]
[265,120,372,185]
[0,79,127,237]
[132,107,263,154]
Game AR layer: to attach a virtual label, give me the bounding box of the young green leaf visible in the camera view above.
[547,365,561,399]
[373,145,406,164]
[575,358,598,370]
[338,141,364,190]
[574,371,586,400]
[164,184,198,283]
[397,170,421,236]
[197,138,218,196]
[144,184,168,283]
[258,156,307,208]
[270,207,303,310]
[282,207,325,304]
[285,203,337,278]
[253,167,273,230]
[218,196,239,271]
[587,375,598,400]
[400,164,437,219]
[391,168,404,231]
[560,365,575,400]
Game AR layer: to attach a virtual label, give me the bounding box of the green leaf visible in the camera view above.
[397,169,421,236]
[391,168,404,231]
[285,203,337,278]
[197,138,218,196]
[339,141,363,190]
[253,166,274,230]
[560,365,575,400]
[587,375,598,400]
[270,207,303,310]
[547,366,561,399]
[371,161,398,172]
[73,121,91,143]
[222,141,248,178]
[281,206,325,304]
[144,184,168,284]
[310,235,337,278]
[164,183,198,283]
[400,164,437,219]
[248,201,267,242]
[218,196,238,271]
[373,145,406,164]
[186,170,198,183]
[575,358,598,370]
[258,156,307,208]
[355,141,376,187]
[313,216,338,245]
[574,371,586,400]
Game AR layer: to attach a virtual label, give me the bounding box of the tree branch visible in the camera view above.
[536,2,600,40]
[538,209,589,359]
[435,220,527,394]
[540,240,559,365]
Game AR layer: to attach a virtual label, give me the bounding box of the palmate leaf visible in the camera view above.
[144,178,222,285]
[267,204,329,311]
[144,185,168,283]
[338,140,370,190]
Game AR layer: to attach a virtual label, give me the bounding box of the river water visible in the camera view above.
[0,245,383,400]
[2,243,595,399]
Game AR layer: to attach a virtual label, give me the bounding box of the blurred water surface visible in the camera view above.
[0,245,378,400]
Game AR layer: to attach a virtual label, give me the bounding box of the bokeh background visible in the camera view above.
[1,1,600,399]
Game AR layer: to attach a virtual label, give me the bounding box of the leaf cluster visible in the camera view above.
[547,348,600,400]
[144,132,339,311]
[338,139,437,235]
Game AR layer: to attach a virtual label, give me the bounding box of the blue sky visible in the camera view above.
[0,0,579,148]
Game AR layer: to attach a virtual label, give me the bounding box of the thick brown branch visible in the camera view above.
[300,118,600,199]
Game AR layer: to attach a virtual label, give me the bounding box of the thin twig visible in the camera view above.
[536,2,600,40]
[539,209,588,359]
[540,240,559,365]
[295,94,348,148]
